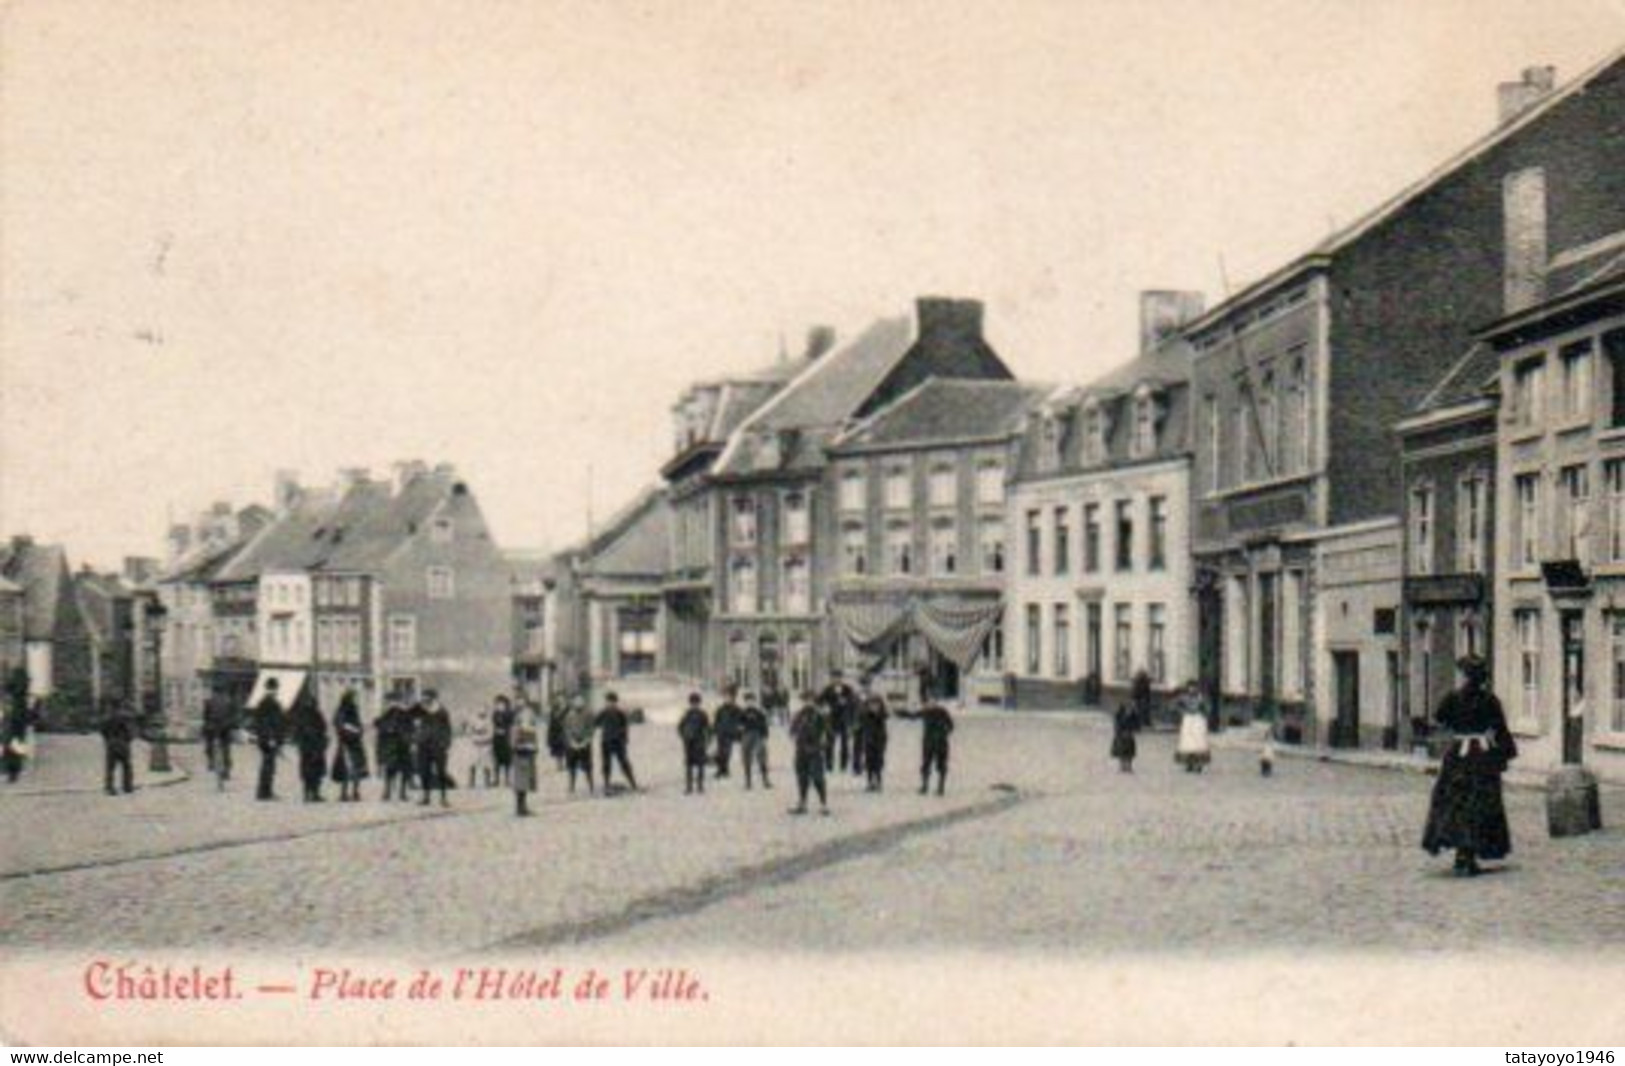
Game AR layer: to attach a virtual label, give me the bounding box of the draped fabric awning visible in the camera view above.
[830,600,912,653]
[248,669,307,709]
[914,600,1005,670]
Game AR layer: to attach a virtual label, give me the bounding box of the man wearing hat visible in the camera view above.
[816,669,858,773]
[677,692,712,795]
[416,689,454,807]
[712,685,743,780]
[739,689,771,790]
[788,692,830,816]
[252,678,287,801]
[1422,654,1517,877]
[596,691,639,793]
[562,695,595,795]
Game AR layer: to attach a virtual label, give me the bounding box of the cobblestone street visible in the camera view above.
[3,713,1623,956]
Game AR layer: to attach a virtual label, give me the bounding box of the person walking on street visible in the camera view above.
[817,670,857,773]
[201,689,237,784]
[491,694,516,787]
[330,689,369,802]
[562,696,596,795]
[546,696,569,770]
[677,693,711,795]
[897,698,955,795]
[1111,702,1138,773]
[416,690,453,807]
[291,694,329,803]
[100,699,137,795]
[3,687,37,784]
[252,679,287,801]
[1131,669,1154,730]
[596,692,639,793]
[789,694,829,816]
[466,701,496,789]
[740,691,771,790]
[713,686,742,780]
[511,700,543,817]
[859,691,889,792]
[1422,655,1518,877]
[375,703,412,801]
[1175,681,1212,773]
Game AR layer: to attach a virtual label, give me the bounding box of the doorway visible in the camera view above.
[1197,581,1224,729]
[1561,610,1585,765]
[1332,650,1360,749]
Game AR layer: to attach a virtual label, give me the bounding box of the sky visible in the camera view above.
[2,0,1623,569]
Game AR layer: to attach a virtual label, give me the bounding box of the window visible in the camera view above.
[1515,609,1541,725]
[1114,604,1133,681]
[1257,365,1277,475]
[617,607,657,675]
[1513,473,1540,569]
[1611,613,1625,734]
[730,557,757,614]
[928,463,957,508]
[1458,610,1483,662]
[1038,416,1063,473]
[1559,464,1590,563]
[387,615,417,661]
[1458,473,1487,573]
[1053,508,1071,576]
[1236,393,1255,482]
[1561,339,1594,423]
[839,469,866,512]
[977,621,1004,674]
[1148,497,1167,571]
[884,465,911,510]
[782,492,809,546]
[1081,400,1106,465]
[841,524,867,575]
[975,458,1004,505]
[1607,329,1625,427]
[1025,604,1042,675]
[1147,604,1167,684]
[1283,349,1309,474]
[427,566,455,599]
[1608,459,1625,563]
[1114,500,1134,571]
[727,632,751,690]
[782,555,810,614]
[431,517,454,544]
[1025,510,1042,576]
[731,496,757,546]
[1512,356,1546,427]
[1281,570,1304,698]
[885,524,913,575]
[1053,604,1071,678]
[1414,616,1435,720]
[929,522,957,575]
[787,633,812,696]
[1205,395,1222,491]
[978,519,1004,574]
[1083,504,1101,572]
[1409,483,1434,575]
[1131,393,1157,457]
[316,619,334,662]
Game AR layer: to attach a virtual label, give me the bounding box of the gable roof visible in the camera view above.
[1076,336,1195,399]
[1412,343,1500,415]
[580,487,670,580]
[0,540,72,639]
[831,379,1051,452]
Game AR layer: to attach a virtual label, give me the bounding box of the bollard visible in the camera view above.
[1546,765,1603,838]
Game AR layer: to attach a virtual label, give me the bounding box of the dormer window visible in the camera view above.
[1130,387,1162,459]
[1037,414,1063,473]
[1081,399,1108,465]
[754,431,782,471]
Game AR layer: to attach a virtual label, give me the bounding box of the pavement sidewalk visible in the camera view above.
[0,732,189,797]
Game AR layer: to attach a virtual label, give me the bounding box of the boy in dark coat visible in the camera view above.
[1422,655,1517,877]
[677,693,711,795]
[712,687,743,780]
[201,690,238,782]
[596,692,639,793]
[375,703,412,801]
[816,671,857,773]
[291,694,329,802]
[252,680,287,801]
[100,699,137,795]
[859,692,889,792]
[416,691,453,807]
[789,695,829,816]
[897,699,955,795]
[739,692,771,790]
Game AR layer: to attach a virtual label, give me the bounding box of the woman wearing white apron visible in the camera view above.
[1175,681,1212,773]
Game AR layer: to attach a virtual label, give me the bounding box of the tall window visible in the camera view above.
[976,458,1004,505]
[1148,496,1167,571]
[1083,503,1101,572]
[787,633,812,695]
[1131,394,1156,457]
[727,632,750,690]
[978,519,1005,574]
[781,491,809,546]
[1611,613,1625,734]
[617,607,657,674]
[1053,604,1071,678]
[730,557,757,614]
[427,566,455,600]
[1458,610,1483,662]
[1257,365,1277,476]
[1282,569,1304,698]
[977,621,1005,674]
[1038,416,1063,473]
[387,615,417,661]
[1559,464,1590,563]
[886,524,913,575]
[1283,349,1309,474]
[1515,608,1541,725]
[1458,473,1487,573]
[928,463,957,508]
[1147,604,1167,683]
[731,496,757,546]
[1513,473,1540,569]
[1512,356,1546,427]
[1025,510,1042,576]
[782,555,810,614]
[929,522,957,575]
[1113,604,1133,681]
[1561,339,1595,423]
[1114,500,1134,571]
[1409,483,1434,575]
[841,524,867,575]
[1053,507,1071,576]
[1025,604,1042,675]
[884,465,911,510]
[1607,329,1625,427]
[1607,459,1625,563]
[1205,395,1222,492]
[839,469,865,512]
[1081,401,1107,465]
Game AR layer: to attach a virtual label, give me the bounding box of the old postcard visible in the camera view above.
[2,0,1624,1047]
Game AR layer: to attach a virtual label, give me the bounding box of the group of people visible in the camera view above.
[1108,679,1213,775]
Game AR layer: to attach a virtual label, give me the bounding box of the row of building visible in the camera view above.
[523,54,1625,785]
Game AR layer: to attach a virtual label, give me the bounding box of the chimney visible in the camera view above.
[803,325,837,362]
[1503,166,1548,314]
[433,462,457,478]
[123,557,158,585]
[915,297,985,342]
[336,466,371,493]
[1138,290,1206,355]
[10,535,33,553]
[166,524,191,564]
[392,460,429,492]
[273,469,302,513]
[210,500,231,517]
[1498,65,1557,125]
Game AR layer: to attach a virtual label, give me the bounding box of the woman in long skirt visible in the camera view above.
[1422,655,1516,876]
[329,690,369,802]
[1110,703,1138,772]
[512,701,542,817]
[1174,682,1211,773]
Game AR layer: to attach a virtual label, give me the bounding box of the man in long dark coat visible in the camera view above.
[677,693,711,795]
[291,694,329,803]
[859,691,889,792]
[897,698,955,795]
[491,695,516,787]
[789,695,829,816]
[596,692,639,793]
[375,703,410,801]
[712,687,743,780]
[1422,655,1517,877]
[415,690,453,807]
[252,679,287,801]
[201,689,238,783]
[817,670,857,773]
[100,699,137,795]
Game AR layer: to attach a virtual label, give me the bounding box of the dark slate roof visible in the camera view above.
[581,487,669,579]
[1413,343,1500,414]
[213,489,343,581]
[0,541,70,639]
[1075,336,1195,397]
[831,379,1051,451]
[162,536,255,585]
[317,474,450,571]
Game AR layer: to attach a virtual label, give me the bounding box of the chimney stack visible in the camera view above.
[337,466,371,493]
[1503,166,1548,314]
[123,557,158,585]
[1498,65,1557,125]
[392,460,429,493]
[915,297,985,342]
[1138,290,1206,355]
[273,469,302,513]
[803,325,837,362]
[166,524,191,564]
